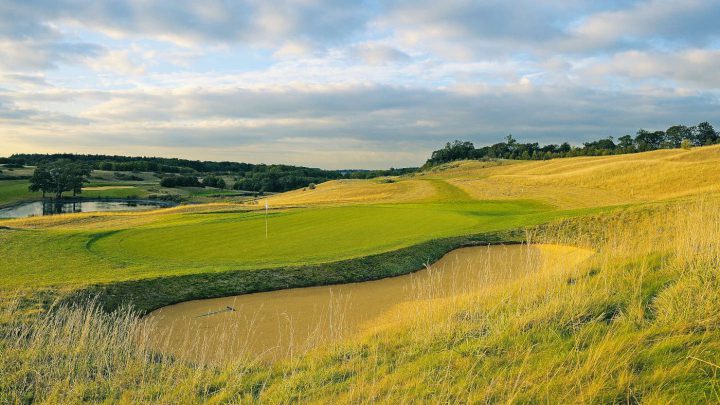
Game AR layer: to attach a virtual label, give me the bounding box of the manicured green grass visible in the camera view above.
[0,180,37,207]
[80,187,150,199]
[1,199,596,290]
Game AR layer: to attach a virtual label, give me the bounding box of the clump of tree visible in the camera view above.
[159,175,202,188]
[425,121,718,167]
[202,175,226,189]
[232,165,343,193]
[28,161,92,199]
[113,172,144,181]
[343,167,418,179]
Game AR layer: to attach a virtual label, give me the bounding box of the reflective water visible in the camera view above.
[0,200,174,219]
[145,244,593,363]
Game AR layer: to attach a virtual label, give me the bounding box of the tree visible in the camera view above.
[665,125,691,148]
[203,175,226,189]
[29,166,52,199]
[29,161,90,200]
[617,135,635,152]
[694,122,718,146]
[425,140,477,166]
[634,129,664,151]
[160,175,202,188]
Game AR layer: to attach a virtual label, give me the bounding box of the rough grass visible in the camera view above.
[270,145,720,209]
[3,198,720,403]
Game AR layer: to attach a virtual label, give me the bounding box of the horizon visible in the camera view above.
[1,1,719,169]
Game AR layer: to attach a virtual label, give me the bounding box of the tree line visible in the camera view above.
[5,154,353,193]
[231,166,340,193]
[159,175,227,189]
[3,154,256,174]
[425,122,718,166]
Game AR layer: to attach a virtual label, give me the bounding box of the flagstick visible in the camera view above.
[265,199,268,239]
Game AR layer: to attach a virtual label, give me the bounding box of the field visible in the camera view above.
[0,167,245,208]
[3,146,720,402]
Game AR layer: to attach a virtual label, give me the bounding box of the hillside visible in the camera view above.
[269,145,720,208]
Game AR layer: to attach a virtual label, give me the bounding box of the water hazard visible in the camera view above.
[145,244,593,363]
[0,200,175,219]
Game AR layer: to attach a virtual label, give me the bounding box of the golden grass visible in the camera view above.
[443,145,720,208]
[266,145,720,209]
[266,178,440,206]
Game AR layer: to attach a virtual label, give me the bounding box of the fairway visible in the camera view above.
[1,199,562,288]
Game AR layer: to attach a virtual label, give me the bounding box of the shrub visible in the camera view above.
[160,175,202,188]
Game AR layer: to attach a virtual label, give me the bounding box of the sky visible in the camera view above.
[0,0,718,169]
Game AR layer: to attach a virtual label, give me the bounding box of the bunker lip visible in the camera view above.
[66,229,528,315]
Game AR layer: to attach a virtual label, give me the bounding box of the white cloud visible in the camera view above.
[87,49,146,75]
[350,44,411,65]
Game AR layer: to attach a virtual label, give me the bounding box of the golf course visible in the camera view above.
[2,146,718,292]
[3,145,720,402]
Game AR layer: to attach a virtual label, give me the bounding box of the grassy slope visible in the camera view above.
[270,145,720,208]
[0,180,36,207]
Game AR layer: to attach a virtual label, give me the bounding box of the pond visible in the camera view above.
[0,199,176,219]
[145,244,593,363]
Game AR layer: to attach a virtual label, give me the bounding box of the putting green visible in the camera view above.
[90,201,553,269]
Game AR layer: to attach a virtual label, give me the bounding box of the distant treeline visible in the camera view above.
[425,121,718,167]
[3,154,272,174]
[228,165,417,192]
[2,153,418,193]
[342,167,419,179]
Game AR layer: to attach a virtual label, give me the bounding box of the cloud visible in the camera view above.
[350,44,411,65]
[565,0,720,51]
[86,49,146,75]
[580,49,720,88]
[0,0,370,46]
[0,39,103,71]
[3,82,718,168]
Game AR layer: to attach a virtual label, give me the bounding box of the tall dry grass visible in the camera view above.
[3,198,720,403]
